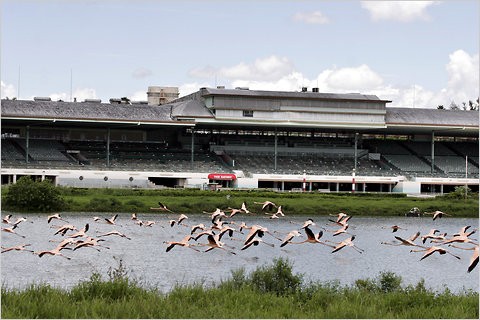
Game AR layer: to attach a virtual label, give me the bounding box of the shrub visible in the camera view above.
[443,186,477,199]
[355,271,403,293]
[3,176,65,212]
[249,257,302,296]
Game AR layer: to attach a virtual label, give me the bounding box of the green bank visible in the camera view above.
[2,178,478,216]
[2,258,478,319]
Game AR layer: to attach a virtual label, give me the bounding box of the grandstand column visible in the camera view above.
[274,128,277,171]
[25,125,29,164]
[431,131,435,174]
[302,170,306,192]
[354,132,358,173]
[191,128,195,169]
[352,169,356,193]
[106,127,110,167]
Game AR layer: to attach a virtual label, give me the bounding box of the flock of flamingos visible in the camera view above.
[1,200,479,274]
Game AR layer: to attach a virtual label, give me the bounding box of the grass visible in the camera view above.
[1,185,477,216]
[2,258,478,319]
[56,188,479,217]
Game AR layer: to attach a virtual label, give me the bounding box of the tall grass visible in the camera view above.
[2,258,478,319]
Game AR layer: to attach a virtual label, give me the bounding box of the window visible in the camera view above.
[243,110,254,117]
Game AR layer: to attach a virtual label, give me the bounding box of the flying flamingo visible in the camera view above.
[453,225,475,238]
[420,229,442,244]
[217,225,236,241]
[289,226,328,246]
[203,234,236,255]
[164,235,199,252]
[53,224,78,236]
[105,214,119,225]
[73,237,110,251]
[437,233,478,246]
[382,225,407,233]
[35,244,72,260]
[410,246,461,261]
[97,230,132,240]
[226,207,243,218]
[169,213,189,227]
[2,214,12,224]
[143,221,156,227]
[67,223,90,238]
[275,206,285,217]
[47,213,69,224]
[327,235,364,254]
[381,231,424,248]
[329,212,348,223]
[243,224,279,245]
[254,200,277,211]
[240,201,251,214]
[1,243,34,254]
[300,218,315,229]
[151,201,174,213]
[280,230,302,247]
[2,225,25,238]
[190,223,207,235]
[328,214,352,227]
[448,244,479,273]
[241,237,275,250]
[424,210,450,221]
[12,217,30,227]
[192,229,216,241]
[203,208,226,222]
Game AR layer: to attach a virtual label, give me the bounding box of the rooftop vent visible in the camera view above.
[131,101,148,105]
[235,87,249,90]
[301,87,307,92]
[33,97,51,101]
[109,98,122,104]
[83,98,102,103]
[312,87,319,93]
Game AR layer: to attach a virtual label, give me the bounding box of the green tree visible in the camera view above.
[3,176,65,212]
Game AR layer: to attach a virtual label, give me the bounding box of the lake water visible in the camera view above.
[1,212,478,294]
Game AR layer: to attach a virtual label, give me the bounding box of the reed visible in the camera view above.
[2,258,478,319]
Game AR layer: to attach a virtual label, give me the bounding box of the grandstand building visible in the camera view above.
[1,87,478,195]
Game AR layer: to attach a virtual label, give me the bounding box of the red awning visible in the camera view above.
[208,173,236,181]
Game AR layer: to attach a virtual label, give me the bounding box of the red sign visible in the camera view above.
[208,173,236,181]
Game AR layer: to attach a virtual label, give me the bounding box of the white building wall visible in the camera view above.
[215,110,385,124]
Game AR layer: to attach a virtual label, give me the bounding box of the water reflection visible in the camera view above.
[1,213,478,294]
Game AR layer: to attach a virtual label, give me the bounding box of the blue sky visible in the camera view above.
[1,0,478,108]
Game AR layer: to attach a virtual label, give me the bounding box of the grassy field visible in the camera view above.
[2,258,478,319]
[54,188,479,217]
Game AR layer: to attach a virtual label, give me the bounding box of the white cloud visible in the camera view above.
[292,11,330,24]
[1,81,17,99]
[319,64,384,92]
[130,90,148,101]
[444,50,479,104]
[186,49,479,109]
[361,1,437,22]
[189,55,295,82]
[49,88,97,102]
[230,72,305,92]
[179,82,212,97]
[132,67,153,79]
